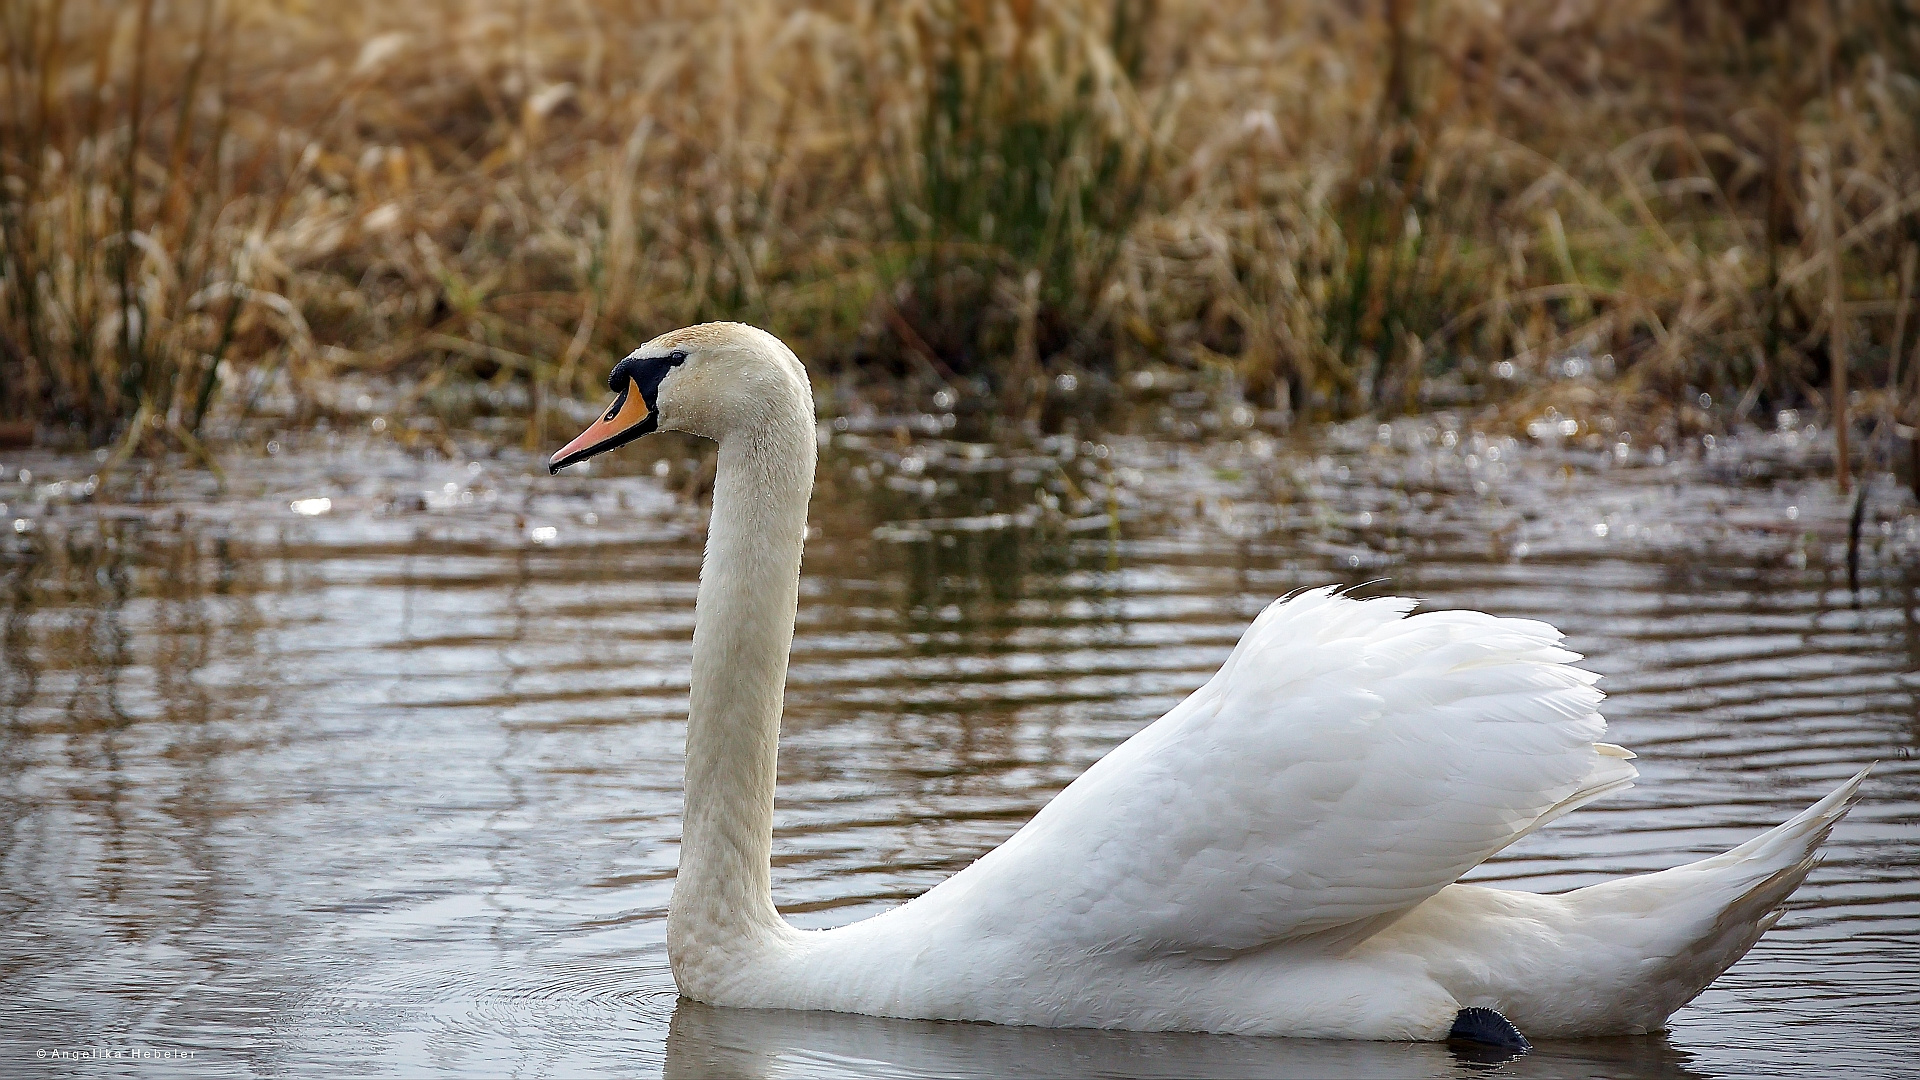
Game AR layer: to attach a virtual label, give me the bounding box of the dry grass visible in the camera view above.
[4,0,1919,453]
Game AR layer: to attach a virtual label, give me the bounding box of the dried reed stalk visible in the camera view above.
[0,0,1916,452]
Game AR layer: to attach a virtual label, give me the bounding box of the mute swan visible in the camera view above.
[549,321,1866,1048]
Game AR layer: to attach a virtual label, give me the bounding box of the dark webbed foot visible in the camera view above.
[1448,1007,1532,1062]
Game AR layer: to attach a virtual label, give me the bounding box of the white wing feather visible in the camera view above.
[902,587,1636,957]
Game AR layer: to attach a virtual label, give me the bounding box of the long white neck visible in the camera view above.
[666,377,816,996]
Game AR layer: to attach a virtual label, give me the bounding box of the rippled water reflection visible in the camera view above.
[1,420,1915,1078]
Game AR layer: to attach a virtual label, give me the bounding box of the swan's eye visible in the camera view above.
[668,350,687,363]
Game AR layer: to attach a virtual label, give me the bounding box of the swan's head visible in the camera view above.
[548,322,809,473]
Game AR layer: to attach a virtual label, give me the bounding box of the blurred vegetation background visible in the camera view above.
[4,0,1920,458]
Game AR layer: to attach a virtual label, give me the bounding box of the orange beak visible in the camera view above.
[549,384,656,473]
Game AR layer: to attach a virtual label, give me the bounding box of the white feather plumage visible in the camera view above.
[577,323,1864,1042]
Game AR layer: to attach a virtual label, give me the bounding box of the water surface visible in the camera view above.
[2,417,1915,1078]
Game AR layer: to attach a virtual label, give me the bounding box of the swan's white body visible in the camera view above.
[561,322,1865,1042]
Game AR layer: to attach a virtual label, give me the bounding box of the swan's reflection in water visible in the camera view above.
[664,1000,1706,1079]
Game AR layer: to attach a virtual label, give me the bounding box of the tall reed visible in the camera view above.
[1,0,1916,452]
[0,0,271,457]
[864,0,1159,400]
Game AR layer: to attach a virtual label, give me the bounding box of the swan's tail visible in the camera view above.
[1385,768,1867,1037]
[1553,766,1870,1032]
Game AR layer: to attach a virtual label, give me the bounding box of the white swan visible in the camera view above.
[549,321,1866,1047]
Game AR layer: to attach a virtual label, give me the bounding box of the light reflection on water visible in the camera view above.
[0,421,1915,1079]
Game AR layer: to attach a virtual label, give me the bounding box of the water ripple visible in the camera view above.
[0,428,1914,1078]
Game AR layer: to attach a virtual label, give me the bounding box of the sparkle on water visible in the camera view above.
[1,414,1915,1079]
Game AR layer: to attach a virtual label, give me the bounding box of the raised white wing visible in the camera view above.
[903,587,1636,957]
